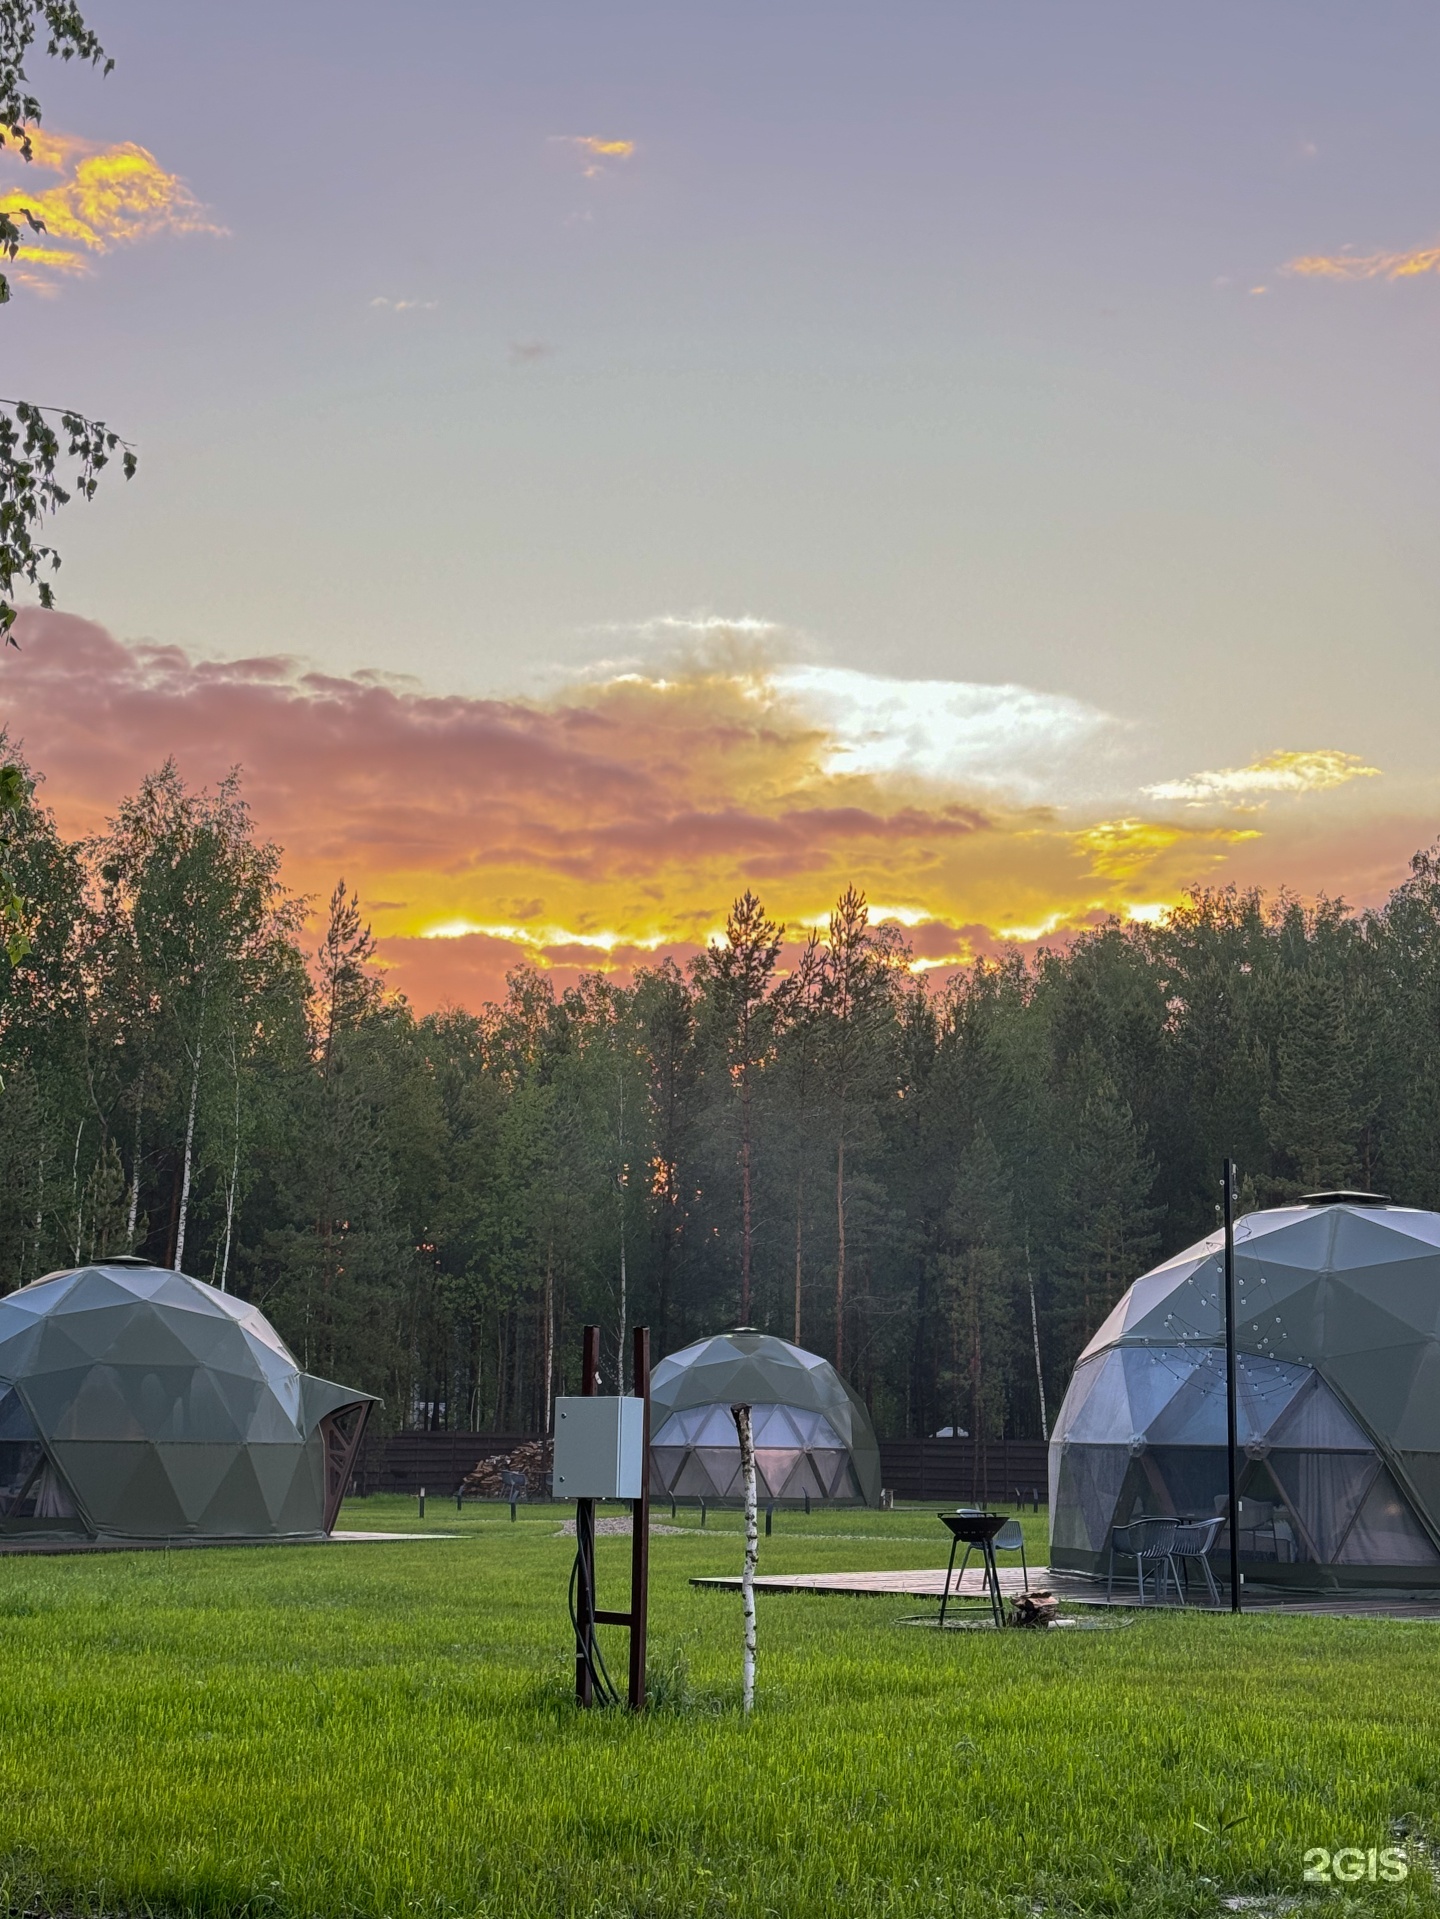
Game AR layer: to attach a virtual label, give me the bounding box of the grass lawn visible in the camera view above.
[0,1495,1433,1917]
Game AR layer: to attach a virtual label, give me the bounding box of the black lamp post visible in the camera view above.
[1223,1158,1242,1614]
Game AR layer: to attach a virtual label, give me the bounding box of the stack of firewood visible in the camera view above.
[461,1437,554,1499]
[1008,1590,1059,1629]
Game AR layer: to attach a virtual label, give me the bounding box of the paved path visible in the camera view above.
[329,1530,456,1542]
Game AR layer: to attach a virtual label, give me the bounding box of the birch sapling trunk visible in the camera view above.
[731,1401,758,1712]
[216,1028,241,1291]
[543,1243,554,1432]
[174,973,207,1273]
[834,1133,846,1371]
[126,1067,144,1245]
[793,1167,804,1344]
[1026,1232,1048,1442]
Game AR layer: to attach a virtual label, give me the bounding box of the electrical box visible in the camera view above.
[552,1396,645,1500]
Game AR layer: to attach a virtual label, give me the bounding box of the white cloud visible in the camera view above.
[773,665,1115,800]
[1145,749,1380,806]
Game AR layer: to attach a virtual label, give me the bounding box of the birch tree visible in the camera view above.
[731,1400,758,1713]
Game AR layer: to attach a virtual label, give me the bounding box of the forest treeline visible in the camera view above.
[3,743,1439,1446]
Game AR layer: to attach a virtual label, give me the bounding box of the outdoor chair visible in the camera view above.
[1106,1517,1180,1604]
[1169,1515,1224,1606]
[952,1509,1030,1593]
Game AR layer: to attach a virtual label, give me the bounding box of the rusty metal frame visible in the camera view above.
[319,1399,374,1534]
[574,1324,651,1711]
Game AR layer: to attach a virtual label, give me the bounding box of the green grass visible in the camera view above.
[0,1495,1432,1917]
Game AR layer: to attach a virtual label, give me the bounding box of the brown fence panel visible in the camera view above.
[878,1438,1049,1506]
[352,1431,538,1495]
[351,1430,1048,1504]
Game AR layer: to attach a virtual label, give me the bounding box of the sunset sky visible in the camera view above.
[3,3,1439,1006]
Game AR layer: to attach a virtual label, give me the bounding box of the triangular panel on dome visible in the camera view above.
[694,1447,741,1497]
[48,1269,139,1317]
[30,1316,122,1375]
[273,1441,326,1535]
[188,1446,270,1536]
[1266,1449,1379,1562]
[45,1362,146,1442]
[1336,1468,1440,1566]
[1325,1343,1430,1453]
[48,1438,146,1517]
[246,1441,305,1527]
[777,1453,831,1501]
[1051,1443,1131,1555]
[1268,1374,1373,1450]
[97,1305,212,1373]
[1330,1208,1440,1270]
[668,1452,718,1498]
[753,1449,801,1497]
[103,1444,189,1535]
[812,1448,854,1498]
[160,1443,246,1525]
[752,1404,804,1448]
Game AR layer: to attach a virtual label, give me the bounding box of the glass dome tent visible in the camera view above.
[648,1329,882,1506]
[1050,1197,1440,1591]
[0,1258,374,1545]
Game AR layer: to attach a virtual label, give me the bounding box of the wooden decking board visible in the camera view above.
[691,1566,1035,1597]
[690,1565,1440,1618]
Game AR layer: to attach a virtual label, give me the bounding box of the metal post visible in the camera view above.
[575,1323,600,1706]
[765,1503,773,1536]
[700,1497,707,1529]
[419,1486,425,1518]
[628,1324,651,1712]
[1224,1159,1242,1614]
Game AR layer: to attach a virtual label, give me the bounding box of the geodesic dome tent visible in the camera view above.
[648,1329,882,1506]
[0,1257,375,1545]
[1050,1196,1440,1591]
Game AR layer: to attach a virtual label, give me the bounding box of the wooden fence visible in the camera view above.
[876,1438,1049,1505]
[350,1430,534,1496]
[351,1429,1050,1505]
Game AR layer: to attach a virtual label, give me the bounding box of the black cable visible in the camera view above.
[568,1532,620,1706]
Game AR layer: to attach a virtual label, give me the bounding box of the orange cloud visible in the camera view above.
[1284,243,1440,282]
[0,612,1421,1011]
[0,128,222,289]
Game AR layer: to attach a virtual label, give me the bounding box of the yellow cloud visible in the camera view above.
[1073,817,1258,884]
[1284,245,1440,282]
[0,128,222,288]
[1144,749,1380,806]
[556,134,636,178]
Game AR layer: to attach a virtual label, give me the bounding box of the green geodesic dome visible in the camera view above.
[1050,1197,1440,1591]
[0,1257,374,1544]
[649,1329,882,1506]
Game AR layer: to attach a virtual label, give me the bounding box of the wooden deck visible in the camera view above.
[691,1565,1440,1618]
[691,1566,1036,1598]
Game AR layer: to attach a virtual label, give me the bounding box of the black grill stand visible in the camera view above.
[937,1512,1007,1628]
